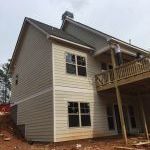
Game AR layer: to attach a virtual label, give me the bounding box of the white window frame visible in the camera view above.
[65,52,87,77]
[68,101,91,128]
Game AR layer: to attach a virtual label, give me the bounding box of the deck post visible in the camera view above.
[110,47,128,145]
[139,97,149,141]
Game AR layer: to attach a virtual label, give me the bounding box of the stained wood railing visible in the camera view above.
[95,54,150,89]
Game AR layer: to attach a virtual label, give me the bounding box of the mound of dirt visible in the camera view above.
[0,114,149,150]
[0,113,30,150]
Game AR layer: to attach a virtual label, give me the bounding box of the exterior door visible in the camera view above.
[114,105,130,134]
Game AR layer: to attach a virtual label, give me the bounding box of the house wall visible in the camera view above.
[11,24,54,142]
[52,42,117,142]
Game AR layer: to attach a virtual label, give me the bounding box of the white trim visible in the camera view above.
[52,43,56,142]
[94,46,110,56]
[108,38,148,54]
[11,88,53,106]
[47,35,94,51]
[94,45,137,57]
[65,52,87,77]
[67,101,91,128]
[54,86,94,94]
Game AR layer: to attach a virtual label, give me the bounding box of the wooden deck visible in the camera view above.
[95,54,150,92]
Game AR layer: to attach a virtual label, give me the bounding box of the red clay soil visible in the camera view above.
[0,114,149,150]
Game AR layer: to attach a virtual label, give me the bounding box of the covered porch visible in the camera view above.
[99,82,150,135]
[94,42,150,144]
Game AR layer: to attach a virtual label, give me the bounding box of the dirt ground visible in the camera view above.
[0,114,149,150]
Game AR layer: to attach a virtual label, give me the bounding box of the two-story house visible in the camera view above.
[10,11,150,143]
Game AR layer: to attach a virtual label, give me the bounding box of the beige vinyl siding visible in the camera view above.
[11,24,52,102]
[52,42,117,142]
[11,24,54,142]
[54,90,116,142]
[18,91,53,141]
[52,43,100,89]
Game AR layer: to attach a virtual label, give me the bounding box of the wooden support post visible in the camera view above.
[111,48,128,145]
[139,97,149,141]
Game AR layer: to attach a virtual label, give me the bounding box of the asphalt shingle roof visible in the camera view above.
[27,18,93,49]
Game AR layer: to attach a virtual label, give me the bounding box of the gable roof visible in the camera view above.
[26,18,93,48]
[10,18,94,73]
[62,18,149,54]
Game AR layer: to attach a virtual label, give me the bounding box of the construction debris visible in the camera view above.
[133,141,150,146]
[114,146,145,150]
[3,137,11,141]
[0,114,150,150]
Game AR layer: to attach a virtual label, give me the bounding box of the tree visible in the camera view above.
[0,59,11,103]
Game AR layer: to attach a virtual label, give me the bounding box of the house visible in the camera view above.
[10,11,150,143]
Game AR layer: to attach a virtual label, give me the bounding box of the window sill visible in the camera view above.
[66,72,88,78]
[68,126,91,129]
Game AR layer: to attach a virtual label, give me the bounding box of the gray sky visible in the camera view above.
[0,0,150,64]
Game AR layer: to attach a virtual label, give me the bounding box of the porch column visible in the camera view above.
[139,97,149,141]
[110,48,128,144]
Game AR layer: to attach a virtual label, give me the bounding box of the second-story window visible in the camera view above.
[66,53,87,76]
[66,53,76,75]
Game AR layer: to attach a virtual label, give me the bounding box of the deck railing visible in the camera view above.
[95,54,150,88]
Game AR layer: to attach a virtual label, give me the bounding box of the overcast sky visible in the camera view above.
[0,0,150,64]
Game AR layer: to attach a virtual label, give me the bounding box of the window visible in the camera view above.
[68,102,79,127]
[66,53,76,75]
[101,63,113,71]
[15,75,18,85]
[66,53,87,76]
[80,103,91,126]
[107,106,115,130]
[68,102,91,127]
[77,56,87,76]
[108,65,113,70]
[101,63,107,70]
[128,106,136,128]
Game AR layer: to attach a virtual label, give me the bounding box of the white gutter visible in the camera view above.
[107,38,149,54]
[94,44,137,57]
[47,35,95,51]
[94,46,110,56]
